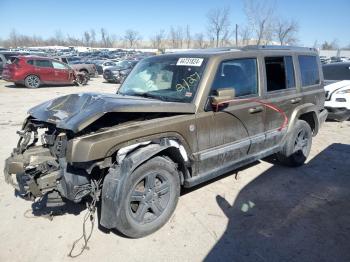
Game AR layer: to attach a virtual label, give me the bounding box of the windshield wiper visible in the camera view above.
[130,92,163,100]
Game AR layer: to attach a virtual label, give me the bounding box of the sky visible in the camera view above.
[0,0,349,47]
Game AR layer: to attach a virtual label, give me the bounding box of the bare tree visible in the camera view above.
[239,25,252,46]
[276,19,299,45]
[150,30,165,49]
[206,7,231,47]
[124,29,141,48]
[169,26,177,48]
[321,40,339,50]
[168,26,183,48]
[244,0,275,45]
[83,31,91,46]
[90,29,96,47]
[8,29,18,47]
[185,25,191,48]
[53,30,65,45]
[194,33,205,48]
[100,28,108,47]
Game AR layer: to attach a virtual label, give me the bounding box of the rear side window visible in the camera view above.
[265,56,296,92]
[323,64,350,80]
[298,55,320,86]
[27,60,34,65]
[34,60,53,68]
[211,58,258,97]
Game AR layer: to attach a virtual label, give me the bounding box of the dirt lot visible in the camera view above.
[0,77,349,262]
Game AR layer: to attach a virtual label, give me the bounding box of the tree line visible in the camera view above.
[0,0,348,50]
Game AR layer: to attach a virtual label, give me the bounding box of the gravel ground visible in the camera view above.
[0,77,349,262]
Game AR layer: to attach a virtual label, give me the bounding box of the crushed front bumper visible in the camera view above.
[4,146,59,198]
[4,146,91,203]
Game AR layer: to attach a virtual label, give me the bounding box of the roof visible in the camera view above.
[165,45,318,56]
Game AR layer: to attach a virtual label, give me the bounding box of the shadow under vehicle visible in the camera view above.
[205,143,350,262]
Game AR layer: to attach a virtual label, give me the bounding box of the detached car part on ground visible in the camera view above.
[4,47,327,238]
[103,60,138,83]
[2,56,89,88]
[323,62,350,121]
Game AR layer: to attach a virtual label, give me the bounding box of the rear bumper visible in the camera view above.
[325,107,350,121]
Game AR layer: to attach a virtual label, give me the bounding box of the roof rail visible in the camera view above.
[182,47,240,53]
[242,45,317,52]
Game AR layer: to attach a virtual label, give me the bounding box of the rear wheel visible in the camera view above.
[24,75,40,88]
[277,120,312,167]
[114,156,180,238]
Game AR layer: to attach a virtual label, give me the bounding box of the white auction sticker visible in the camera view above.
[176,58,204,67]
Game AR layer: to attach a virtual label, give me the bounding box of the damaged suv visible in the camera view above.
[4,46,327,238]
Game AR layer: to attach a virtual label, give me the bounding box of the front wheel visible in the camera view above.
[24,75,40,88]
[277,120,312,167]
[114,156,180,238]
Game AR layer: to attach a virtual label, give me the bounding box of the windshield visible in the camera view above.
[118,56,207,103]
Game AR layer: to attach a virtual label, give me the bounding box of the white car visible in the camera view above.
[323,62,350,121]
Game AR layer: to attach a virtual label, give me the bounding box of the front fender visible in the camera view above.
[100,141,175,229]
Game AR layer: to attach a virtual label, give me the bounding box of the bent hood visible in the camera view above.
[28,92,196,133]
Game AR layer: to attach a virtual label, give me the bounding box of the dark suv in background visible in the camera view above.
[103,60,138,83]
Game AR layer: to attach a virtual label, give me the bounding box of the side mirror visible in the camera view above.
[211,88,235,111]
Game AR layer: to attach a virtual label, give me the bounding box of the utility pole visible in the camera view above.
[235,24,238,47]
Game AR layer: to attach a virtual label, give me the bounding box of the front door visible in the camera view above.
[195,57,265,176]
[52,61,71,83]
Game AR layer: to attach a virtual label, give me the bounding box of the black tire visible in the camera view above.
[80,69,89,77]
[115,156,180,238]
[24,75,40,88]
[277,120,312,167]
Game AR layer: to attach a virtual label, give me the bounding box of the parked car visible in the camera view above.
[80,60,104,75]
[1,56,87,88]
[54,57,98,77]
[4,46,327,238]
[103,60,138,83]
[323,62,350,121]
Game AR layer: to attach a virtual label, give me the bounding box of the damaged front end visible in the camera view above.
[4,118,92,206]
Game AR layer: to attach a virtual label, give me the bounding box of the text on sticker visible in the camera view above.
[177,58,204,67]
[176,72,201,92]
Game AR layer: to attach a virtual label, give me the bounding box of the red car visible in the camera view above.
[2,56,79,88]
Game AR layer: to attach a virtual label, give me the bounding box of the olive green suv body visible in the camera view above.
[4,46,328,237]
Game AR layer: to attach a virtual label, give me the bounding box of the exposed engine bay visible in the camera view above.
[4,118,97,206]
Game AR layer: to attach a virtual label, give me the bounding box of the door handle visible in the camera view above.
[291,98,301,104]
[248,106,264,114]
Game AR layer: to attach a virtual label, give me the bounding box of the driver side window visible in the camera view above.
[211,58,258,97]
[52,61,68,70]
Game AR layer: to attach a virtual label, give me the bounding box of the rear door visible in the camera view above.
[195,57,265,175]
[34,59,54,83]
[263,55,300,148]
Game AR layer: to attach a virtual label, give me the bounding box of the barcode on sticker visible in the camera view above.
[176,58,204,67]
